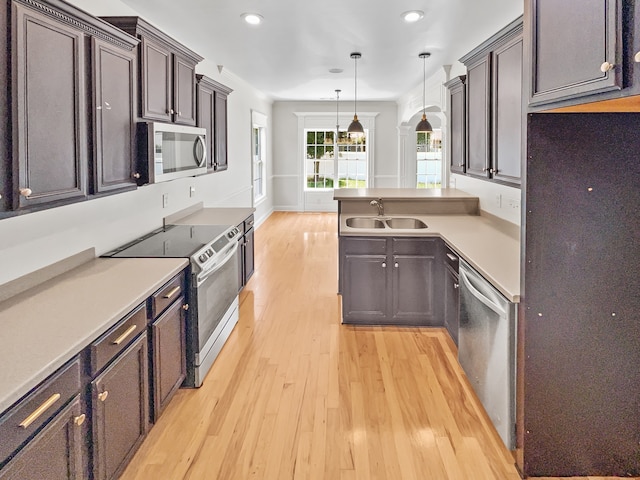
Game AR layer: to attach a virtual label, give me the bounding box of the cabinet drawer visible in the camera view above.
[151,272,185,319]
[392,237,438,255]
[90,303,147,375]
[341,237,387,255]
[244,214,255,232]
[444,244,460,273]
[0,357,81,466]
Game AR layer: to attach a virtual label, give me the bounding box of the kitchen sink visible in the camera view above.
[345,217,428,229]
[385,218,428,229]
[346,217,385,229]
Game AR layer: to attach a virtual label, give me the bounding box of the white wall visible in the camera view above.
[272,101,398,211]
[0,0,273,285]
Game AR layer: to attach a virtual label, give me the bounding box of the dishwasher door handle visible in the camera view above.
[459,267,506,316]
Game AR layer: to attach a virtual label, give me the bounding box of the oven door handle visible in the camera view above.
[196,242,237,286]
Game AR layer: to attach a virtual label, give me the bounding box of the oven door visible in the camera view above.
[194,244,239,357]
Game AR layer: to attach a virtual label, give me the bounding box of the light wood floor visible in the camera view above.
[120,212,633,480]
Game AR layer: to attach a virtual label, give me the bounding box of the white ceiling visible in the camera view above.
[120,0,523,102]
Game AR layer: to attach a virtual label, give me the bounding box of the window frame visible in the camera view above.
[251,111,267,204]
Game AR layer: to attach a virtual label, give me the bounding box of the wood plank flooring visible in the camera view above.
[119,212,633,480]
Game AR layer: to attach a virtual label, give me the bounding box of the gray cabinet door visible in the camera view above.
[528,0,622,106]
[491,35,523,186]
[446,76,466,175]
[140,36,172,122]
[12,3,87,209]
[342,253,388,323]
[390,237,440,326]
[92,37,136,193]
[92,333,148,480]
[0,397,84,480]
[466,55,491,178]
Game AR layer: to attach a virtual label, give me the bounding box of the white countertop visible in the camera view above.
[0,257,188,413]
[339,213,520,302]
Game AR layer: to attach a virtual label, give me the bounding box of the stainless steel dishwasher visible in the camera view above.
[458,259,516,450]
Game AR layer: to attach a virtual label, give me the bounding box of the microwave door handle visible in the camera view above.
[194,135,207,167]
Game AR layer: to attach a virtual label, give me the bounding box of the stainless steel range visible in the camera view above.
[104,224,241,387]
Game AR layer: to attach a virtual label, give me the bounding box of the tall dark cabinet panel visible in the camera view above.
[0,4,9,213]
[527,0,622,107]
[173,54,197,126]
[12,3,87,209]
[524,113,640,477]
[92,37,137,194]
[491,35,523,186]
[465,55,491,178]
[445,76,466,175]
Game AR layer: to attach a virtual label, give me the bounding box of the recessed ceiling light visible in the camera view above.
[329,68,343,74]
[402,10,424,23]
[241,13,263,25]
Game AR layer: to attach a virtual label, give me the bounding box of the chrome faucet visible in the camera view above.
[370,198,384,217]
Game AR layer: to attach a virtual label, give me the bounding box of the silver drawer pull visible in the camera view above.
[74,414,86,426]
[19,393,61,429]
[446,253,458,262]
[98,391,109,402]
[111,325,137,345]
[163,286,181,299]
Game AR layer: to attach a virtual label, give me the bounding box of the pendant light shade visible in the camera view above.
[416,52,433,133]
[348,52,364,135]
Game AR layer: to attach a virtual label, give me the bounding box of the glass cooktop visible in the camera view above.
[104,224,232,258]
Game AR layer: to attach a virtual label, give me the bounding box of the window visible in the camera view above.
[252,111,267,202]
[305,130,368,190]
[416,129,442,188]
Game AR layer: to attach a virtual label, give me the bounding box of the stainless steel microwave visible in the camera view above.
[137,122,207,184]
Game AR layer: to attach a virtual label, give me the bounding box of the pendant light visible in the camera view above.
[416,52,433,132]
[347,52,364,135]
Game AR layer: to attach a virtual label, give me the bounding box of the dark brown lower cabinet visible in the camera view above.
[92,333,149,480]
[0,396,84,480]
[238,215,255,291]
[341,236,441,326]
[150,298,186,422]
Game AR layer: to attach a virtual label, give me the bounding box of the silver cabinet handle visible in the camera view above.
[19,188,32,197]
[600,61,615,73]
[635,52,640,63]
[178,111,182,116]
[111,325,137,346]
[454,283,459,289]
[381,262,386,268]
[104,102,111,110]
[169,108,175,115]
[133,173,141,179]
[446,253,458,262]
[98,391,109,402]
[163,286,180,299]
[458,163,464,167]
[394,262,399,268]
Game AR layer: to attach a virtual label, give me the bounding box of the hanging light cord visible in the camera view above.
[353,56,358,117]
[422,54,426,116]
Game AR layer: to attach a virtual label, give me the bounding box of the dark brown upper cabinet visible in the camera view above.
[491,34,523,186]
[12,2,88,210]
[1,0,138,218]
[92,37,138,194]
[460,17,524,187]
[196,75,233,172]
[101,17,203,126]
[526,0,640,111]
[444,76,466,175]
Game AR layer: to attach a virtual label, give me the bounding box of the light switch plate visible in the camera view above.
[162,193,169,208]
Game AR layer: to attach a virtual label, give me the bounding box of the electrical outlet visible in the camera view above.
[495,194,502,208]
[506,198,520,210]
[162,193,169,208]
[189,186,196,198]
